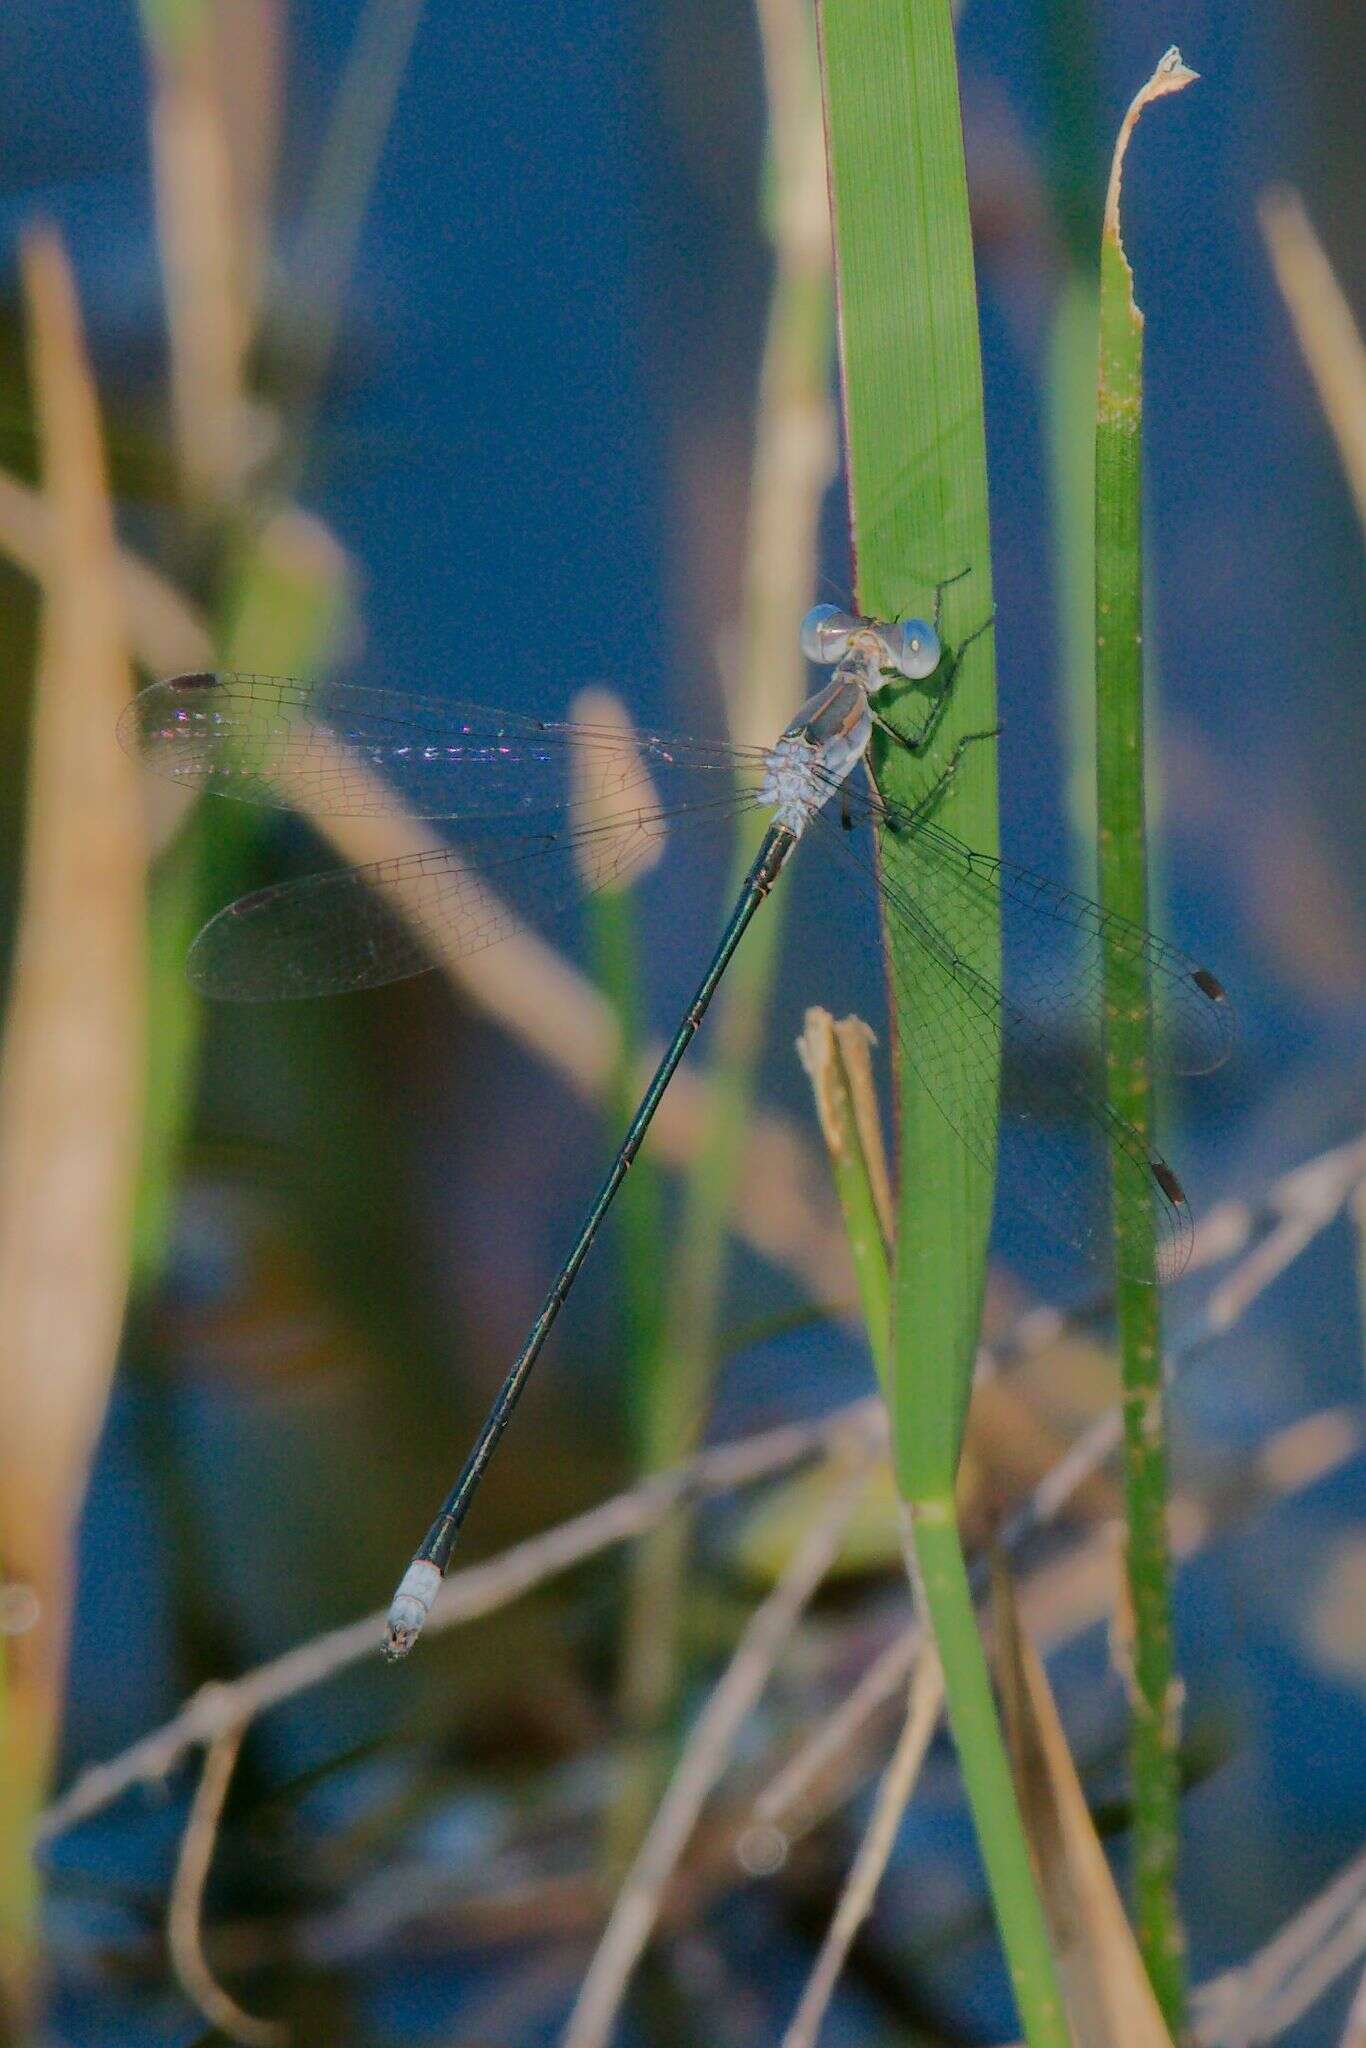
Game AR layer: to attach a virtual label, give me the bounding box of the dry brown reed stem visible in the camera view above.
[568,686,667,886]
[994,1560,1174,2047]
[779,1652,945,2048]
[734,0,837,751]
[0,472,213,678]
[0,229,146,2010]
[1193,1845,1366,2048]
[159,1773,1366,2039]
[205,0,284,335]
[752,1613,923,1836]
[167,1724,286,2048]
[145,6,262,504]
[37,1400,884,1843]
[1259,187,1366,534]
[757,1391,1360,1861]
[750,1507,1136,1854]
[562,1443,877,2048]
[660,0,835,1333]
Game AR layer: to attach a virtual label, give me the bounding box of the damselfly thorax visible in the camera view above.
[758,608,944,836]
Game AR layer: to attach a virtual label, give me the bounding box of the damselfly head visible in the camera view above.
[799,604,859,666]
[800,605,943,686]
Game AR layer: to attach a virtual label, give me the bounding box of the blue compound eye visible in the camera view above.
[799,604,858,665]
[885,618,941,680]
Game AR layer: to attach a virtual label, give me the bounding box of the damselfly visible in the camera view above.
[120,599,1231,1656]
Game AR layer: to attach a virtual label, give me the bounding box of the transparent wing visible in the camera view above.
[836,784,1234,1078]
[120,671,766,822]
[188,791,756,1001]
[810,801,1230,1281]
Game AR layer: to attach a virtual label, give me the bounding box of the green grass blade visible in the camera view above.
[817,2,998,1497]
[908,1514,1070,2046]
[1094,48,1198,2030]
[818,10,1069,2041]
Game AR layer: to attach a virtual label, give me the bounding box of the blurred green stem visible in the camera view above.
[132,518,353,1282]
[587,884,665,1451]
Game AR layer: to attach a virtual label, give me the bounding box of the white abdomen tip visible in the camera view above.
[384,1560,442,1661]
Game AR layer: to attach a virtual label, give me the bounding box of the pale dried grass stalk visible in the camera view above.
[1259,186,1366,534]
[761,1394,1362,1860]
[167,1722,286,2048]
[563,1444,875,2048]
[206,0,284,336]
[731,0,836,749]
[779,1651,945,2048]
[0,226,147,1716]
[146,10,261,502]
[568,686,667,887]
[608,0,839,1798]
[287,0,428,430]
[38,1399,884,1843]
[753,1618,923,1836]
[1344,1963,1366,2048]
[0,228,146,1991]
[1194,1844,1366,2048]
[0,472,211,676]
